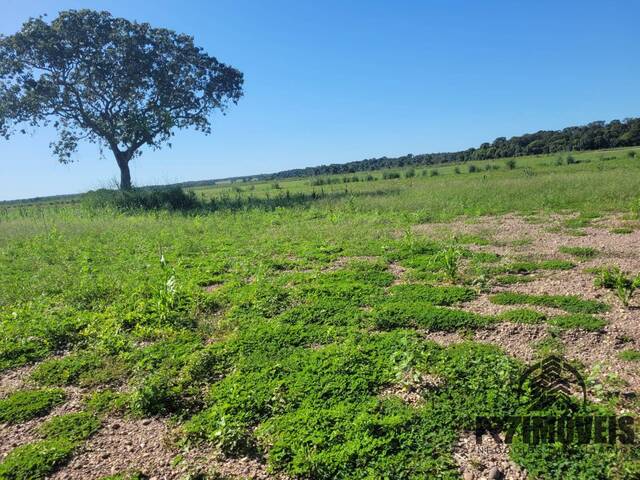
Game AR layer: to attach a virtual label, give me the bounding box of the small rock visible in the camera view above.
[142,419,152,425]
[463,471,474,480]
[488,466,503,479]
[101,452,110,459]
[111,423,121,430]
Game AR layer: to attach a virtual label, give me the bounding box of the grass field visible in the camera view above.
[1,148,640,479]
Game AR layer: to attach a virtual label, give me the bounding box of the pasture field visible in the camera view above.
[1,148,640,479]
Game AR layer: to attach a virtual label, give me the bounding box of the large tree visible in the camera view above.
[0,10,243,189]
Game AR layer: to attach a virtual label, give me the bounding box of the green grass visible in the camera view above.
[559,246,598,260]
[39,412,101,442]
[31,351,126,387]
[547,314,607,331]
[0,389,65,424]
[0,439,76,480]
[1,147,639,479]
[618,349,640,362]
[489,292,609,314]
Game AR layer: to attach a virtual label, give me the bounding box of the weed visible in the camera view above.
[594,266,640,307]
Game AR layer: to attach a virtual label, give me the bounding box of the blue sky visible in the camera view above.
[1,0,639,200]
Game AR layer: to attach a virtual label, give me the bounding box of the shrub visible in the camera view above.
[566,154,577,164]
[82,187,200,211]
[430,169,439,177]
[0,389,65,424]
[628,151,636,158]
[454,166,461,174]
[505,159,517,170]
[468,164,478,173]
[404,169,415,178]
[382,172,401,180]
[547,314,607,331]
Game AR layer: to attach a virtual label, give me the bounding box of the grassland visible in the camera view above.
[1,147,640,479]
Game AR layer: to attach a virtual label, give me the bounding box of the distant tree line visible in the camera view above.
[264,118,640,179]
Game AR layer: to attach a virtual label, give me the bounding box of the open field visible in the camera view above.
[1,148,640,479]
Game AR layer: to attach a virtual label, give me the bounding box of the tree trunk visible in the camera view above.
[118,160,132,190]
[114,151,133,190]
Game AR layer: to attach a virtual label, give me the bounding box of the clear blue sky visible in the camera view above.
[1,0,639,200]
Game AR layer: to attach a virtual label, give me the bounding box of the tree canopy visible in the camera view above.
[0,9,244,189]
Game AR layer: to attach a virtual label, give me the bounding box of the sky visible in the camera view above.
[1,0,639,200]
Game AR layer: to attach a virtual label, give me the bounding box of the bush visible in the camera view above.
[468,164,478,173]
[0,389,65,424]
[505,159,517,170]
[454,166,461,174]
[566,154,577,164]
[82,187,200,211]
[404,169,415,178]
[430,169,439,177]
[382,172,401,180]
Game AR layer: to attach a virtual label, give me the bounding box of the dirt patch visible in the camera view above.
[388,261,407,285]
[50,416,283,480]
[202,282,223,292]
[0,364,36,399]
[473,323,548,363]
[323,255,380,272]
[454,431,527,480]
